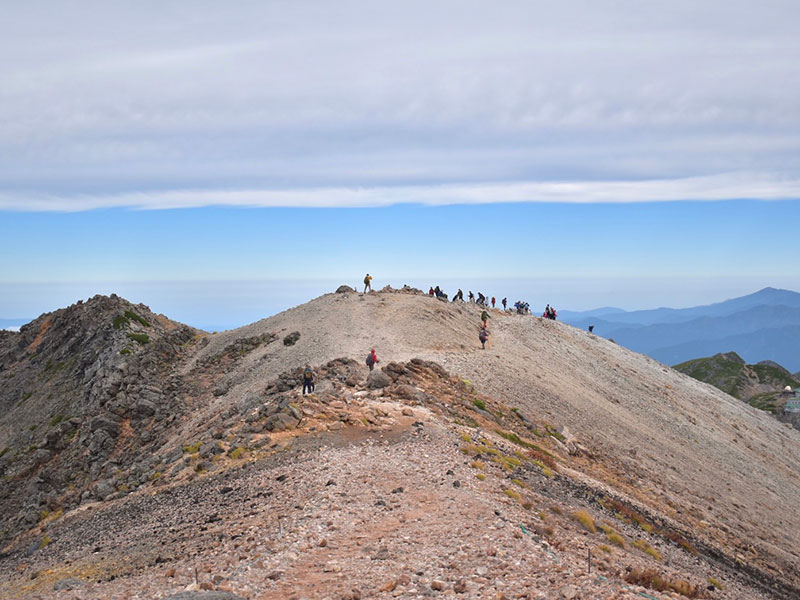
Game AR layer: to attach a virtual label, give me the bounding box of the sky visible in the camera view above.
[2,1,800,329]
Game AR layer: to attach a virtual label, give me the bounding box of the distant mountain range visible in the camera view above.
[561,287,800,372]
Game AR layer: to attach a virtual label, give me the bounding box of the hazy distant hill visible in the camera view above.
[563,287,800,371]
[674,351,800,414]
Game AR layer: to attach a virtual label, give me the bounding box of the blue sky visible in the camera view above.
[1,2,799,329]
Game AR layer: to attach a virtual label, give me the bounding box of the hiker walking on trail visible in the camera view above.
[481,309,490,328]
[302,365,315,395]
[502,297,507,310]
[363,274,373,293]
[491,296,496,308]
[452,289,464,302]
[479,326,489,349]
[366,348,379,371]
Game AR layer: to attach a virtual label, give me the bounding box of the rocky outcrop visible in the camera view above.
[0,294,199,543]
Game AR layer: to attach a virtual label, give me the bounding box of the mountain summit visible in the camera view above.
[1,288,799,599]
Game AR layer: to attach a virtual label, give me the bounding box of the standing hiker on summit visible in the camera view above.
[502,297,507,311]
[363,273,372,293]
[481,308,490,328]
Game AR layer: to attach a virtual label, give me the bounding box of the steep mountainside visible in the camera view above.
[2,289,800,600]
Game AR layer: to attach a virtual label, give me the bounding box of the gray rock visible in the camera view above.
[286,403,303,421]
[95,479,115,500]
[132,399,157,418]
[367,370,391,389]
[335,285,355,293]
[53,577,85,591]
[213,382,229,397]
[199,441,223,458]
[163,593,248,600]
[283,331,301,346]
[264,412,299,432]
[90,415,120,437]
[237,392,261,414]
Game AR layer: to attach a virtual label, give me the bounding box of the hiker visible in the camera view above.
[302,365,315,395]
[428,287,435,296]
[479,327,489,349]
[588,325,594,333]
[502,297,507,310]
[363,273,373,293]
[434,285,441,297]
[452,289,464,302]
[477,292,485,306]
[481,308,490,328]
[468,291,475,303]
[543,304,550,318]
[366,348,379,371]
[491,296,496,308]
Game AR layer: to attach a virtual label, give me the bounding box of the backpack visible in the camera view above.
[303,368,313,380]
[479,329,488,341]
[364,275,370,284]
[366,353,374,366]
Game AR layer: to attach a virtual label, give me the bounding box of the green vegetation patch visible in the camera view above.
[49,414,65,427]
[126,332,150,345]
[114,310,151,330]
[0,447,8,459]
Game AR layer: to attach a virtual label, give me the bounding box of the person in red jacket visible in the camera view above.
[491,297,496,308]
[366,348,379,371]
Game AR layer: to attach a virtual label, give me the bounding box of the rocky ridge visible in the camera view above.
[1,288,800,599]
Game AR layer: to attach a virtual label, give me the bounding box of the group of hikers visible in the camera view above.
[425,285,555,320]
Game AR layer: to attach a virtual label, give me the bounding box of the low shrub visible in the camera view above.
[625,569,700,598]
[607,532,626,548]
[572,509,596,533]
[707,577,723,590]
[183,442,202,454]
[473,399,486,411]
[470,460,484,470]
[633,539,662,561]
[229,447,246,459]
[475,473,486,481]
[503,488,521,500]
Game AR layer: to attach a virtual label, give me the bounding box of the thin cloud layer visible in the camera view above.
[1,1,799,210]
[4,174,799,211]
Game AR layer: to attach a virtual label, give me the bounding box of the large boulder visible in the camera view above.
[265,412,300,432]
[283,331,301,346]
[335,285,355,294]
[367,370,391,389]
[164,593,248,600]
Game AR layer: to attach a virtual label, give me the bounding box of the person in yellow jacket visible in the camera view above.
[363,273,373,292]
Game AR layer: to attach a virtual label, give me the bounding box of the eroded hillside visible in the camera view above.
[1,288,799,600]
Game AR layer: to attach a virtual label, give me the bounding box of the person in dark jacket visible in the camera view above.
[479,326,489,349]
[302,365,314,395]
[502,297,507,310]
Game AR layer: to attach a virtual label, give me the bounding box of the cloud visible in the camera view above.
[3,173,799,211]
[1,1,800,209]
